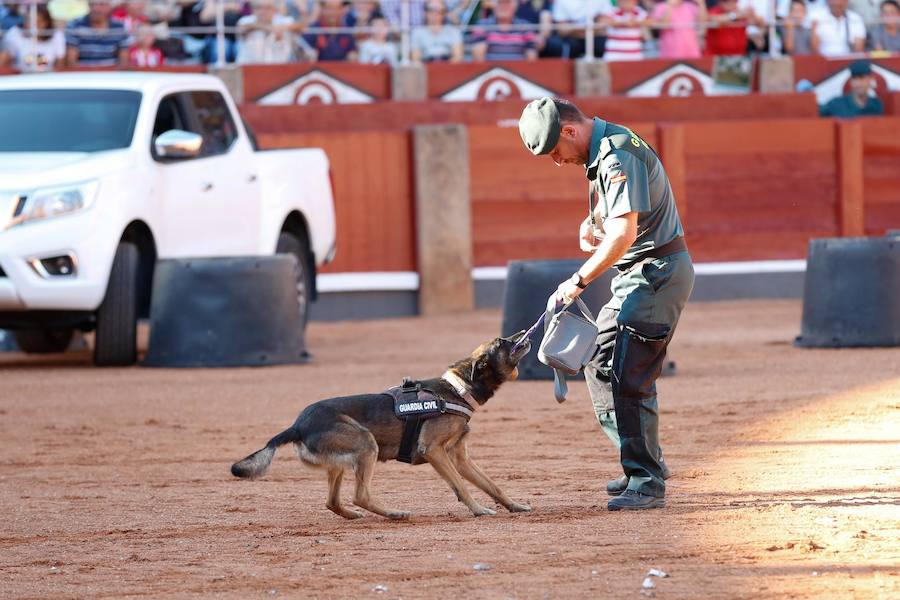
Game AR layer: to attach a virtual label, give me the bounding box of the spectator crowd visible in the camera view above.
[0,0,898,72]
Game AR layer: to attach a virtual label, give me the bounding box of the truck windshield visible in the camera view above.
[0,89,141,152]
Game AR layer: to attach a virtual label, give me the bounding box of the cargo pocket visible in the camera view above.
[611,321,670,438]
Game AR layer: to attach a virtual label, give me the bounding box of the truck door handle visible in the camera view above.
[248,174,258,183]
[202,182,213,192]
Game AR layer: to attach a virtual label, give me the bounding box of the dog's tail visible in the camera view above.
[231,427,300,479]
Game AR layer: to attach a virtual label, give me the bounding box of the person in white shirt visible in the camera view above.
[0,5,66,72]
[236,0,296,64]
[548,0,612,58]
[358,14,399,64]
[809,0,866,55]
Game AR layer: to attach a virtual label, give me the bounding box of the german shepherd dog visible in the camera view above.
[231,332,532,520]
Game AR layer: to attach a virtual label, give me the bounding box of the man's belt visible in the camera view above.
[615,236,688,273]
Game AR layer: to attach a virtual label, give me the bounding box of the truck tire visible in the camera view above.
[14,328,74,354]
[276,231,313,330]
[94,241,139,366]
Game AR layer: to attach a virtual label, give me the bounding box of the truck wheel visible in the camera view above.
[14,329,74,354]
[94,242,139,367]
[276,232,313,329]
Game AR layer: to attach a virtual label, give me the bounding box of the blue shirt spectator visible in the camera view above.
[66,2,131,67]
[304,0,358,61]
[469,0,538,61]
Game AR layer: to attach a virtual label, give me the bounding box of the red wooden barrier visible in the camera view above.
[256,131,415,274]
[241,93,817,134]
[861,117,900,234]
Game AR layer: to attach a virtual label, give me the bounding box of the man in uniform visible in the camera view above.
[819,60,884,118]
[518,98,694,510]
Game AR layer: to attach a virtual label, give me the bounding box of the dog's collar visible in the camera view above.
[441,370,478,409]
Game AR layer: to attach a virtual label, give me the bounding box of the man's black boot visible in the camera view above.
[607,489,665,511]
[606,475,628,496]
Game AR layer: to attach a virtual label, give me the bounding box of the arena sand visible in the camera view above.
[0,300,898,599]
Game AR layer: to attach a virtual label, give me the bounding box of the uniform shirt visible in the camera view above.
[603,7,647,61]
[469,17,537,60]
[65,17,131,65]
[808,7,866,56]
[819,94,884,117]
[585,118,684,267]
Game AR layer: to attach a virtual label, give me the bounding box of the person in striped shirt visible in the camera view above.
[66,0,131,67]
[600,0,648,61]
[470,0,538,60]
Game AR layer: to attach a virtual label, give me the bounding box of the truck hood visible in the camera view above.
[0,151,135,189]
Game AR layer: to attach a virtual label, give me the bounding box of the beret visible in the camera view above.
[849,60,872,77]
[518,97,560,156]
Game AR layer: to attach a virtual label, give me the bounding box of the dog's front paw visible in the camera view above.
[507,502,532,513]
[472,506,497,517]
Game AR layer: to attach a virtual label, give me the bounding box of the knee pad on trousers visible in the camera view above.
[611,322,670,438]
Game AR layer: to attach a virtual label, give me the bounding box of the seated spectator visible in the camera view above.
[304,0,358,61]
[869,0,900,51]
[128,22,164,65]
[380,0,426,28]
[513,0,552,56]
[601,0,648,61]
[411,0,464,62]
[546,0,609,59]
[706,0,753,55]
[197,1,249,63]
[809,0,865,55]
[469,0,538,60]
[650,0,705,59]
[738,0,777,53]
[66,0,132,67]
[0,5,66,72]
[236,0,295,63]
[820,59,884,117]
[112,0,149,33]
[358,13,398,63]
[781,0,816,54]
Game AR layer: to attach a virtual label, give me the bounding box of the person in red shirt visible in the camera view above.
[705,0,753,55]
[128,24,163,67]
[112,0,149,34]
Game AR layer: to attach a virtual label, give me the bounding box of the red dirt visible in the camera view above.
[1,300,898,599]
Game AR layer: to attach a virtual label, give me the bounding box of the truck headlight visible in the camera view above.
[9,180,99,228]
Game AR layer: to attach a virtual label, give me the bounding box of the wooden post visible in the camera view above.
[658,123,688,225]
[836,120,865,237]
[412,124,474,315]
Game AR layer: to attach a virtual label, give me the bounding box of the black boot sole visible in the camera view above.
[607,498,666,511]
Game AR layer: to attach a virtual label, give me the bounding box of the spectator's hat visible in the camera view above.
[519,97,560,156]
[849,60,872,77]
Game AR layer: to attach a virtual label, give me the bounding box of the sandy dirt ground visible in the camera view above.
[0,300,898,599]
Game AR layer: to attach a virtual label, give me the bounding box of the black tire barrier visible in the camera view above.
[796,236,900,348]
[501,260,614,381]
[143,255,309,367]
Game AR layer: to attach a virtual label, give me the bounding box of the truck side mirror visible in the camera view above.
[154,129,203,159]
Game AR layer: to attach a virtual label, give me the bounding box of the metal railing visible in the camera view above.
[1,0,897,70]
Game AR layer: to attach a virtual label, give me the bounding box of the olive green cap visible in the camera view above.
[518,97,560,155]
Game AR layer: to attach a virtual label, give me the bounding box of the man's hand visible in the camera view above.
[552,274,584,305]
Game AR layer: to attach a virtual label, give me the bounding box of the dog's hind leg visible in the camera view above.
[326,468,364,520]
[424,444,496,517]
[352,437,410,520]
[451,439,531,513]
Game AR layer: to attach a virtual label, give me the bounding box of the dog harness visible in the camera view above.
[385,371,476,463]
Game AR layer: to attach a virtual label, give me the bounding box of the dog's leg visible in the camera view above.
[326,468,364,520]
[352,433,410,521]
[451,440,531,513]
[424,444,496,517]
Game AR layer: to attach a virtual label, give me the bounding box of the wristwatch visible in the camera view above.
[570,273,588,289]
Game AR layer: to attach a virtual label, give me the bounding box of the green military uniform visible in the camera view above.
[583,118,694,499]
[819,94,884,118]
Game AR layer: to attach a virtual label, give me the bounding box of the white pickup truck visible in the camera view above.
[0,72,336,366]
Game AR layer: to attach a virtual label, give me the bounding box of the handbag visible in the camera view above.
[537,296,600,403]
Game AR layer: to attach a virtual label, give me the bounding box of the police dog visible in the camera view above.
[231,332,532,520]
